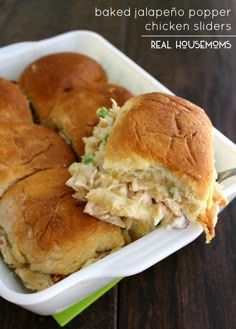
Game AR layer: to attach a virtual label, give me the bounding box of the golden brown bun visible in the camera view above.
[67,92,223,242]
[0,123,75,197]
[99,83,133,106]
[19,52,108,125]
[104,92,214,202]
[0,168,124,291]
[50,83,133,156]
[0,77,32,123]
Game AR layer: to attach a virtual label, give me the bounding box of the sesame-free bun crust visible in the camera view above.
[19,52,108,125]
[50,83,133,156]
[0,123,75,197]
[0,77,32,123]
[0,168,124,290]
[104,92,214,201]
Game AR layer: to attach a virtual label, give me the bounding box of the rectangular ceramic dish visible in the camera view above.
[0,31,235,315]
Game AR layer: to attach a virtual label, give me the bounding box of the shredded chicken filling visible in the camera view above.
[67,102,191,233]
[67,102,227,242]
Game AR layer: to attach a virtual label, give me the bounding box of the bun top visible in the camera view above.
[104,93,214,197]
[0,168,124,282]
[0,122,75,197]
[19,52,108,124]
[0,77,32,123]
[50,83,133,156]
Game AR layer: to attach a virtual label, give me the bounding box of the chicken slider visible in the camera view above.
[0,168,125,291]
[49,83,133,156]
[19,52,108,125]
[67,92,227,243]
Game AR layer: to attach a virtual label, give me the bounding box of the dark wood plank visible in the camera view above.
[0,288,118,329]
[0,0,126,49]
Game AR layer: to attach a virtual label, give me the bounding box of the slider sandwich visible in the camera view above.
[67,93,227,243]
[49,83,133,156]
[0,168,125,291]
[19,52,108,126]
[19,52,133,157]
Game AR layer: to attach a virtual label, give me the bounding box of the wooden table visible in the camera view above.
[0,1,235,328]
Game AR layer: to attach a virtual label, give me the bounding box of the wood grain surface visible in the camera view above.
[0,1,235,328]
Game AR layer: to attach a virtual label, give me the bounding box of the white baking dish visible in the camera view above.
[0,31,235,316]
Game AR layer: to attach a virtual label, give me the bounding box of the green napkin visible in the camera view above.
[53,278,122,326]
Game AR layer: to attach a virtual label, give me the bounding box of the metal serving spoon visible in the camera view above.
[217,168,236,183]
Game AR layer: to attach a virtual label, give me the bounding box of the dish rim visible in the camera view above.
[0,30,235,310]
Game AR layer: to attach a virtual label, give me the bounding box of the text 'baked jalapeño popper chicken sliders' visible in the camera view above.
[67,92,227,243]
